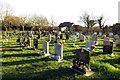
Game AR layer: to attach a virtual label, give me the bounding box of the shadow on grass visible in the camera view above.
[63,49,76,53]
[113,50,120,52]
[95,45,103,47]
[91,52,104,56]
[2,53,40,58]
[64,55,75,60]
[2,57,52,66]
[96,48,103,50]
[2,67,78,80]
[99,58,120,65]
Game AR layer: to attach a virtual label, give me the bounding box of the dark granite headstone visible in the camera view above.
[103,41,113,54]
[55,33,58,38]
[16,38,20,43]
[60,34,63,39]
[72,48,91,74]
[66,34,69,40]
[37,34,40,39]
[33,38,38,50]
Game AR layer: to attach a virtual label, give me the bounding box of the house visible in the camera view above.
[58,22,74,32]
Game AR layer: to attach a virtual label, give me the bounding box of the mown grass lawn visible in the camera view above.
[1,33,120,80]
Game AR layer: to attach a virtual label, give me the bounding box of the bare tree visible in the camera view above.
[97,15,108,30]
[79,11,96,28]
[89,20,96,28]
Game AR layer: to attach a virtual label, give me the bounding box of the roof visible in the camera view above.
[58,22,74,27]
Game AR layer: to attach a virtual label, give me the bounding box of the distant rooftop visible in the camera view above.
[58,22,74,27]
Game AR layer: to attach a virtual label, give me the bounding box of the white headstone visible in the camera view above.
[86,42,92,50]
[98,32,102,36]
[114,34,119,40]
[51,43,63,61]
[79,34,85,42]
[109,32,113,37]
[93,32,97,35]
[40,41,49,56]
[76,32,79,36]
[86,35,90,40]
[116,38,120,46]
[85,42,95,51]
[58,31,61,36]
[72,35,76,41]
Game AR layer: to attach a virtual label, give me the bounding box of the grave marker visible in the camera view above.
[71,48,94,76]
[79,34,85,42]
[48,34,51,42]
[116,38,120,47]
[40,41,50,56]
[51,43,63,62]
[33,38,38,50]
[60,34,63,39]
[85,42,96,51]
[66,33,69,40]
[92,34,98,45]
[103,40,113,54]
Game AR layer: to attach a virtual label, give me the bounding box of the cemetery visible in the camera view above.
[1,1,120,79]
[1,29,120,80]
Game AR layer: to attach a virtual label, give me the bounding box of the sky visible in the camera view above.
[0,0,120,26]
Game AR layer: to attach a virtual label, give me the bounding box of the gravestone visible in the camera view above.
[66,33,69,40]
[79,34,85,42]
[33,38,38,50]
[60,34,63,39]
[102,34,106,38]
[58,31,61,36]
[72,35,76,46]
[85,42,96,51]
[116,37,120,47]
[72,35,76,41]
[76,32,79,37]
[114,34,120,41]
[114,34,119,40]
[98,32,102,37]
[92,34,98,45]
[52,37,57,43]
[86,35,90,40]
[55,33,58,38]
[103,40,113,54]
[51,43,63,61]
[71,48,94,76]
[52,31,55,35]
[48,34,51,42]
[109,32,113,37]
[37,34,40,39]
[40,41,50,56]
[104,37,109,42]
